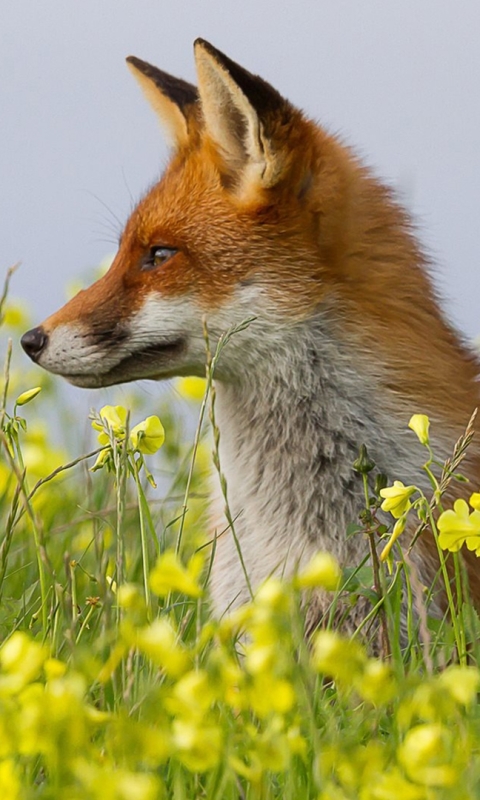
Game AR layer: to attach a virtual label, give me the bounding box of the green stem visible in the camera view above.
[426,505,464,663]
[133,460,151,615]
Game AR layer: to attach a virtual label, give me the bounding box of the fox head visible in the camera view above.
[21,39,360,388]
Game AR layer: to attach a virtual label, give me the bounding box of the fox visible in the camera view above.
[21,39,480,631]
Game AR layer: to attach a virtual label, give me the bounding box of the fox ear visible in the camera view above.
[126,56,198,147]
[194,39,289,189]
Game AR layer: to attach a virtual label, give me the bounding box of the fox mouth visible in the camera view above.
[63,337,186,388]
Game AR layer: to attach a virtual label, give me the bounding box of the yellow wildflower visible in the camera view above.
[247,675,295,717]
[0,758,22,800]
[365,768,427,799]
[176,376,207,402]
[117,583,145,612]
[469,492,480,511]
[408,414,430,446]
[167,670,217,718]
[149,551,203,598]
[254,577,290,612]
[254,720,291,772]
[380,481,417,519]
[172,718,222,771]
[0,632,47,693]
[354,659,396,705]
[130,415,165,454]
[398,723,456,787]
[437,665,480,706]
[43,658,67,681]
[91,405,127,444]
[312,630,366,684]
[2,302,30,330]
[294,551,342,591]
[437,498,480,553]
[380,516,407,562]
[90,446,110,472]
[133,619,190,677]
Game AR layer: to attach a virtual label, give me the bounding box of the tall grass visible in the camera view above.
[1,270,480,799]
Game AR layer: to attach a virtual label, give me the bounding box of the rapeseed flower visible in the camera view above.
[312,630,366,685]
[364,768,427,799]
[172,718,222,772]
[294,551,342,591]
[354,659,396,705]
[437,665,480,705]
[0,758,21,800]
[380,516,407,562]
[0,632,47,693]
[408,414,430,446]
[130,415,165,454]
[133,619,190,677]
[149,550,203,598]
[398,723,457,787]
[91,405,128,444]
[380,481,417,519]
[437,498,480,553]
[176,376,207,402]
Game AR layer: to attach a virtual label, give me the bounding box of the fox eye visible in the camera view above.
[143,246,178,270]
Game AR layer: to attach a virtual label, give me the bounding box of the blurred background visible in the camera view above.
[1,0,480,422]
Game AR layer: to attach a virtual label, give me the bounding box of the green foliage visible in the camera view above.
[1,274,480,799]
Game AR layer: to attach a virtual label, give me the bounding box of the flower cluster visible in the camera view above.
[378,413,480,560]
[91,405,165,472]
[0,554,479,799]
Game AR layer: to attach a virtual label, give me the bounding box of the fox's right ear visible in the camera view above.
[126,56,198,147]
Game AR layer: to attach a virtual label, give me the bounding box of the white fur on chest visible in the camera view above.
[206,319,448,615]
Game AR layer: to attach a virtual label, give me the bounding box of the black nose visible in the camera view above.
[21,326,48,361]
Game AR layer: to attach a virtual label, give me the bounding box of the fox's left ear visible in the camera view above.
[194,39,292,190]
[126,56,198,147]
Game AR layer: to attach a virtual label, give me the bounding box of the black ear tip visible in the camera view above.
[126,55,143,69]
[194,38,215,56]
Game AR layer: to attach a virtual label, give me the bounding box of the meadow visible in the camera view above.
[1,266,480,799]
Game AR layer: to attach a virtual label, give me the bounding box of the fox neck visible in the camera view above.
[210,315,428,611]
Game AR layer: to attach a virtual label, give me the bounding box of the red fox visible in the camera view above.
[21,40,480,626]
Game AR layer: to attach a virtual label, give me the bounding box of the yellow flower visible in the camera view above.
[247,675,295,717]
[0,758,22,800]
[380,481,417,519]
[254,577,290,612]
[365,768,427,800]
[172,718,222,771]
[149,551,203,598]
[116,583,145,612]
[43,658,67,681]
[469,492,480,511]
[408,414,430,446]
[91,405,127,444]
[15,386,41,406]
[133,619,190,677]
[312,630,366,684]
[354,659,396,705]
[398,724,456,787]
[380,516,407,562]
[90,446,110,472]
[294,552,342,591]
[437,498,480,553]
[176,376,207,402]
[0,632,47,693]
[130,415,165,454]
[437,665,480,705]
[2,302,30,330]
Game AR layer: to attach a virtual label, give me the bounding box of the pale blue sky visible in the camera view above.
[2,0,480,348]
